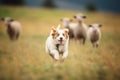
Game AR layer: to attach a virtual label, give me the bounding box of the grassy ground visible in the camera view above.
[0,6,120,80]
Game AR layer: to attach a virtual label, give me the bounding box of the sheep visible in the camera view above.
[73,13,88,44]
[0,17,21,40]
[87,23,102,47]
[60,18,75,39]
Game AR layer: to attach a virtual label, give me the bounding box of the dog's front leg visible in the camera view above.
[51,50,59,61]
[62,51,68,61]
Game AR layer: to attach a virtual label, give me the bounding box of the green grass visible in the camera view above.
[0,6,120,80]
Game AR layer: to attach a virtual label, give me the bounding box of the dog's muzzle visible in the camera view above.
[58,37,63,44]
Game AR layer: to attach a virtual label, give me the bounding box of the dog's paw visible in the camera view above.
[62,53,68,61]
[61,57,66,61]
[54,54,59,61]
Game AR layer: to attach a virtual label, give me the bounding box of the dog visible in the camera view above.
[45,25,69,61]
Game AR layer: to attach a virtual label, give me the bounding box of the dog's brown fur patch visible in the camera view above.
[64,29,69,39]
[51,27,58,39]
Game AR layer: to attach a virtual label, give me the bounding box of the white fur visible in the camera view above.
[9,21,21,34]
[45,25,69,61]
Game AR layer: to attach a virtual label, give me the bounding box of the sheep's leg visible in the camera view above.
[92,42,98,48]
[74,37,78,43]
[82,38,86,45]
[74,36,77,41]
[93,44,95,47]
[92,42,95,48]
[96,42,99,48]
[7,29,15,40]
[13,32,16,40]
[69,39,72,44]
[96,44,98,48]
[16,32,19,40]
[9,33,13,40]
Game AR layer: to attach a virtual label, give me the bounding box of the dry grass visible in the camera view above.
[0,6,120,80]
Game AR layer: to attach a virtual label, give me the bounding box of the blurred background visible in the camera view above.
[0,0,120,80]
[0,0,120,13]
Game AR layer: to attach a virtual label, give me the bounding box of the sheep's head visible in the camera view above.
[60,18,72,28]
[89,24,102,28]
[89,23,102,33]
[0,17,14,25]
[73,13,86,22]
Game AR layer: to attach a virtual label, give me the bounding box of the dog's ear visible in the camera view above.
[64,28,69,39]
[56,24,61,31]
[64,28,69,33]
[51,27,57,39]
[51,27,56,33]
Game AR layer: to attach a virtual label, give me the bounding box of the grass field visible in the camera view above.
[0,6,120,80]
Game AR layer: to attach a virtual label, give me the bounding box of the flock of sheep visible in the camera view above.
[60,13,102,47]
[0,13,102,47]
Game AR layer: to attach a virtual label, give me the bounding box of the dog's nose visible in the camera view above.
[60,37,63,40]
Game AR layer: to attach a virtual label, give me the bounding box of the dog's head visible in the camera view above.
[51,25,69,44]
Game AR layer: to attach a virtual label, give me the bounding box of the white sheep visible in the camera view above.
[1,17,21,40]
[60,18,75,39]
[87,23,102,47]
[73,13,88,44]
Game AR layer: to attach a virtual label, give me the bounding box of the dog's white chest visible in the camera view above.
[56,44,64,53]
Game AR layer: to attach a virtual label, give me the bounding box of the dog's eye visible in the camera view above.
[63,33,65,36]
[57,33,59,36]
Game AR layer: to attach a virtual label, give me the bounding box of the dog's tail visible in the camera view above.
[56,24,61,30]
